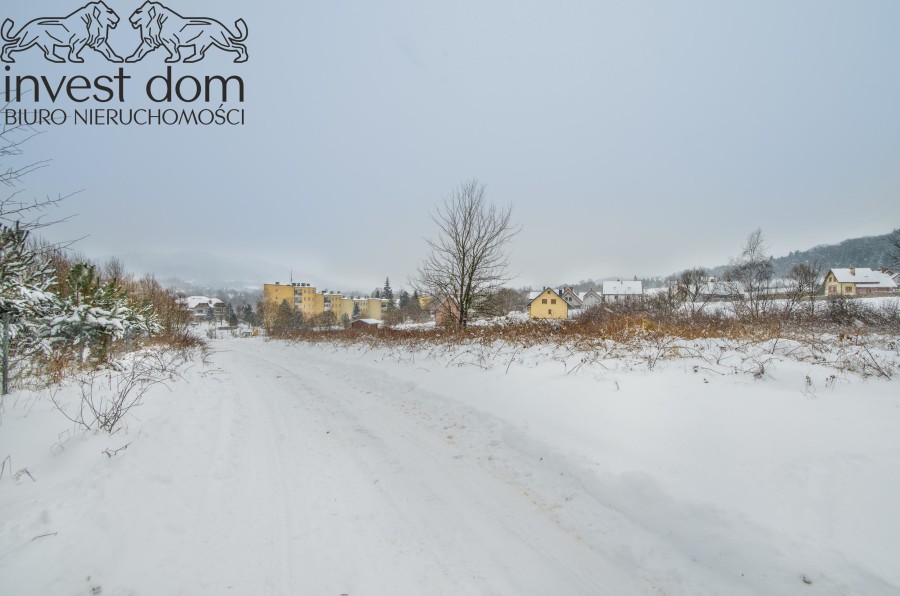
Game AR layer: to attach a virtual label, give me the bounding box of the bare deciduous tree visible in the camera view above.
[889,228,900,269]
[102,256,128,285]
[675,267,709,316]
[785,260,823,319]
[1,111,74,231]
[725,229,774,320]
[416,179,520,327]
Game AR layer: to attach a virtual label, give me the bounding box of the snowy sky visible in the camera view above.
[4,0,899,290]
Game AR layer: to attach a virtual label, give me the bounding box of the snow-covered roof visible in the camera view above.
[355,319,381,325]
[602,281,643,295]
[182,296,224,309]
[829,268,897,288]
[528,288,565,306]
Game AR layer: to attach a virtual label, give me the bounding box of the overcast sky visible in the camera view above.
[4,0,899,291]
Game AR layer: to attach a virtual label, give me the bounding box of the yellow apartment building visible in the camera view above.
[263,282,385,322]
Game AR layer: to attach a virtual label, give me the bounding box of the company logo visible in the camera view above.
[1,1,248,64]
[126,2,247,64]
[1,2,124,63]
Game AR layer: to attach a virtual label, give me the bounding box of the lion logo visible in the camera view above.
[126,2,248,63]
[1,2,124,63]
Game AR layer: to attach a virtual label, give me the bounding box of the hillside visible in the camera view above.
[707,229,899,278]
[562,230,898,291]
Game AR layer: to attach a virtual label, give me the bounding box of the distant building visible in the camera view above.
[417,294,435,310]
[263,281,386,328]
[578,289,603,309]
[824,267,897,297]
[602,280,643,303]
[558,287,583,309]
[528,288,568,320]
[432,296,461,326]
[181,296,225,321]
[351,319,381,330]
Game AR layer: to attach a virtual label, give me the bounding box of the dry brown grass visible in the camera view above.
[269,313,790,352]
[263,304,900,380]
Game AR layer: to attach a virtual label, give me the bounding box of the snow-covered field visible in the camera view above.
[1,334,899,595]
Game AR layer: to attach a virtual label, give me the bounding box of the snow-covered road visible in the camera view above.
[2,335,899,595]
[197,342,646,595]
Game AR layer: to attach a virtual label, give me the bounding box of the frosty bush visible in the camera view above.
[50,263,160,363]
[49,350,182,433]
[0,223,59,375]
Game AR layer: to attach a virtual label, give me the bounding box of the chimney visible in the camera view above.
[849,266,856,276]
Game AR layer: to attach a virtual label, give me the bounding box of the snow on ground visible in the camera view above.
[1,335,899,595]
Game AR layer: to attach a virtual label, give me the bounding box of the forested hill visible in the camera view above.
[705,230,898,279]
[569,230,898,290]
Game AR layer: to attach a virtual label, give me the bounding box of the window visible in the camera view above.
[551,299,557,304]
[548,309,552,315]
[542,298,547,304]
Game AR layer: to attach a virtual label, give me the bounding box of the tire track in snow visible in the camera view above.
[220,341,654,595]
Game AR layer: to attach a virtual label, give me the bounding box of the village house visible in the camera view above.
[578,289,603,309]
[181,296,225,322]
[602,280,643,303]
[824,267,897,297]
[528,288,569,320]
[430,296,461,326]
[558,287,583,309]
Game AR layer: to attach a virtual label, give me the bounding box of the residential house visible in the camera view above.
[824,267,897,297]
[578,289,603,309]
[602,280,643,303]
[432,296,461,326]
[182,296,225,322]
[558,287,583,309]
[528,288,568,319]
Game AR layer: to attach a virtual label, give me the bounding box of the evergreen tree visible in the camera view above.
[51,262,158,362]
[272,299,294,335]
[383,277,394,301]
[226,303,238,327]
[401,289,424,322]
[0,223,60,361]
[398,289,410,309]
[240,304,253,324]
[352,303,361,320]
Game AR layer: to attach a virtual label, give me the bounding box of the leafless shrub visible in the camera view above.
[49,349,187,433]
[724,229,775,321]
